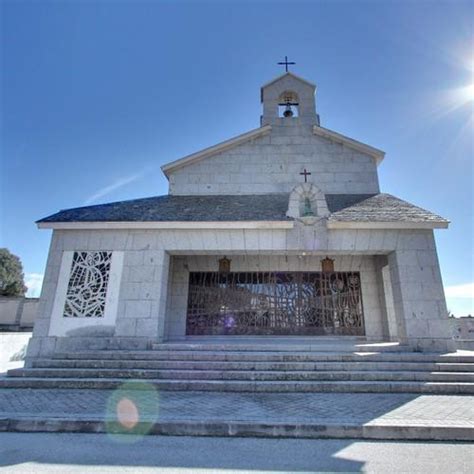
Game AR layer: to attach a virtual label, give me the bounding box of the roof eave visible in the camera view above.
[37,220,294,230]
[327,220,449,230]
[161,125,272,178]
[313,126,385,164]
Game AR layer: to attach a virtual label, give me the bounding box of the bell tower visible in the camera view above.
[260,71,320,126]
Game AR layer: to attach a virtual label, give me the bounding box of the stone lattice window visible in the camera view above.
[63,251,112,318]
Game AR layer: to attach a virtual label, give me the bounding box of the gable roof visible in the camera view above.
[260,72,316,91]
[37,193,448,230]
[161,125,272,178]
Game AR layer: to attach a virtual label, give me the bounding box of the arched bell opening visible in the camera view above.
[278,90,299,118]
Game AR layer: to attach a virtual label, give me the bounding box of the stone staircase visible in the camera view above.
[3,339,474,394]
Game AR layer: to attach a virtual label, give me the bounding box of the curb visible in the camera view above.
[0,417,472,441]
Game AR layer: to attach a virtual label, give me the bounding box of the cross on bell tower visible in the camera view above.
[277,56,295,72]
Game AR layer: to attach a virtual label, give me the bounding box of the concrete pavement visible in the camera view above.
[0,432,473,473]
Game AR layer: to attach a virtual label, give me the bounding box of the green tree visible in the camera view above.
[0,248,27,296]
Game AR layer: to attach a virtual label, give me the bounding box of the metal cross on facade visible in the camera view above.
[300,169,311,183]
[278,56,295,72]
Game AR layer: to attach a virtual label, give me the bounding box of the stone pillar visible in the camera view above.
[154,251,171,342]
[131,250,170,342]
[381,264,398,339]
[387,232,452,351]
[373,256,391,339]
[164,256,190,340]
[117,249,171,345]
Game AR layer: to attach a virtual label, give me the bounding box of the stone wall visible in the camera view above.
[168,121,380,196]
[0,297,39,331]
[450,317,474,339]
[450,317,474,350]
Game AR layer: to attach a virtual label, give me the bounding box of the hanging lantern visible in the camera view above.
[321,257,334,273]
[218,256,231,274]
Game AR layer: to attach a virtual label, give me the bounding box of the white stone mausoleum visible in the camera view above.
[26,71,453,364]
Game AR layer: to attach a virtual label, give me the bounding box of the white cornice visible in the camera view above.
[37,220,294,230]
[327,221,449,230]
[161,125,272,178]
[313,126,385,164]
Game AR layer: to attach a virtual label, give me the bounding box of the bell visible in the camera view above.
[283,103,294,118]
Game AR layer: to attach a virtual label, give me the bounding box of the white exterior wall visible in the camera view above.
[168,121,380,196]
[25,224,451,360]
[388,231,451,351]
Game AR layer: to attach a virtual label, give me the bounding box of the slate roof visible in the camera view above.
[37,193,448,225]
[325,194,377,213]
[327,193,448,224]
[37,194,291,223]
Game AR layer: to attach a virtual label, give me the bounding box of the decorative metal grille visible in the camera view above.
[186,271,364,336]
[63,251,112,318]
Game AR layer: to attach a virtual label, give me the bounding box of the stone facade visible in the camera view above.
[25,72,452,364]
[167,123,380,196]
[26,224,451,362]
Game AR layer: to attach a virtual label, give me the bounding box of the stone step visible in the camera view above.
[150,341,411,353]
[1,377,473,394]
[31,359,474,373]
[9,367,474,383]
[50,351,474,364]
[1,416,472,442]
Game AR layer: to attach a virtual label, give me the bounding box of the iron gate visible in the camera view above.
[185,271,364,336]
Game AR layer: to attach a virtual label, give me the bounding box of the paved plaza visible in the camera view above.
[0,387,472,441]
[0,389,471,426]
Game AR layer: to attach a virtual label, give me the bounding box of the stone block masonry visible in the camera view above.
[24,224,453,362]
[169,122,380,196]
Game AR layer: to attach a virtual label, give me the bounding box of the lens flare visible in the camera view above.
[106,381,160,442]
[116,397,139,430]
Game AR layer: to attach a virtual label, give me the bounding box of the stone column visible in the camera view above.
[154,251,172,342]
[164,256,190,340]
[373,256,391,339]
[387,231,452,351]
[136,250,171,342]
[118,249,171,344]
[381,264,398,339]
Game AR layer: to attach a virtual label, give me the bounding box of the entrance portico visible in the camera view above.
[165,253,389,342]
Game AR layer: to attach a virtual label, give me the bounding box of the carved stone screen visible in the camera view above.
[63,251,112,318]
[186,271,364,336]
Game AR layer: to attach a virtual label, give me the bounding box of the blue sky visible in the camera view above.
[1,0,473,314]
